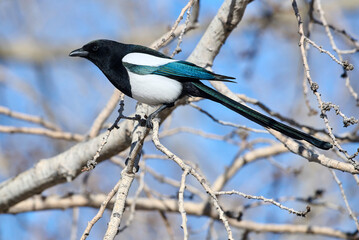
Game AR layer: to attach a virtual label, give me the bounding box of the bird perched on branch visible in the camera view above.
[69,39,332,150]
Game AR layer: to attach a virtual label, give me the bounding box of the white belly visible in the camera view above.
[128,71,183,105]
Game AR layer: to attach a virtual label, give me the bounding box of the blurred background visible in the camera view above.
[0,0,358,239]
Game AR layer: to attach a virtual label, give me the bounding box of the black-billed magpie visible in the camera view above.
[69,39,332,150]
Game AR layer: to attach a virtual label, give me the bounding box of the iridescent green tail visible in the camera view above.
[192,82,332,150]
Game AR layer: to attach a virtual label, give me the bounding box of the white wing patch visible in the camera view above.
[127,71,183,105]
[123,52,176,67]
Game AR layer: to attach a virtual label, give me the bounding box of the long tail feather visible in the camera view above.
[192,82,332,150]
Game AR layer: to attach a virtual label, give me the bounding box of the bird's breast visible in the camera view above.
[127,71,183,105]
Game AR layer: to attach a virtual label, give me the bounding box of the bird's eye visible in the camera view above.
[92,45,99,52]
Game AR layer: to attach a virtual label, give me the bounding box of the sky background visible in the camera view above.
[0,0,358,239]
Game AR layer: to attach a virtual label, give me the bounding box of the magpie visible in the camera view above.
[69,39,332,150]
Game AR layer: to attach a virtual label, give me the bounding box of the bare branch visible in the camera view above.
[104,107,149,239]
[0,125,83,141]
[292,0,359,167]
[152,119,234,240]
[80,178,124,240]
[151,0,199,50]
[8,194,357,239]
[211,144,288,191]
[178,168,190,239]
[0,106,60,131]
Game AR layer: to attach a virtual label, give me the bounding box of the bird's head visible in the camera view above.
[69,39,121,68]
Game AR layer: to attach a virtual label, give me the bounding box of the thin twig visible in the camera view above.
[304,36,353,70]
[159,126,240,145]
[152,0,197,50]
[313,0,358,105]
[88,90,122,138]
[215,190,310,217]
[330,170,359,231]
[170,0,194,57]
[83,99,143,171]
[144,164,207,200]
[80,179,123,240]
[189,103,266,133]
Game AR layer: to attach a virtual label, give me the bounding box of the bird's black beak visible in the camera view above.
[69,48,89,57]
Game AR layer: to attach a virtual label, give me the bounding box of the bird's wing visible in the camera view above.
[152,61,236,82]
[123,54,236,82]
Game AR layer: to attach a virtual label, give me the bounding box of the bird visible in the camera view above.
[69,39,332,150]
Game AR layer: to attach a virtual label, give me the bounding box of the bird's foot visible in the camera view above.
[143,103,173,129]
[145,114,154,129]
